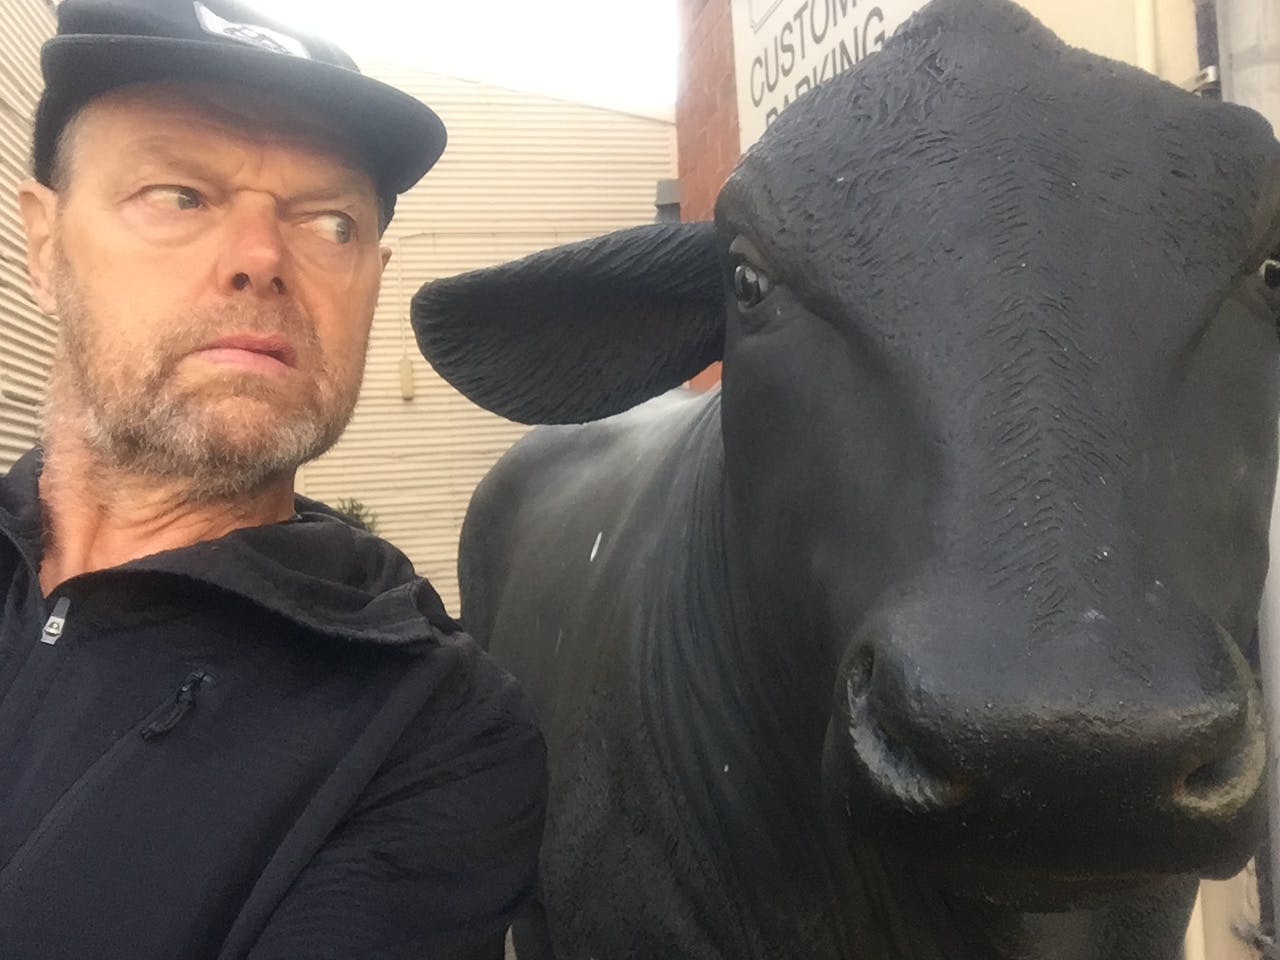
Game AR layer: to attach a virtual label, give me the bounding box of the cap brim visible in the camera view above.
[41,34,446,194]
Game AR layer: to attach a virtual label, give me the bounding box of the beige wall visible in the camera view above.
[299,67,676,611]
[0,0,55,469]
[1019,0,1199,85]
[1021,1,1140,66]
[1185,865,1262,960]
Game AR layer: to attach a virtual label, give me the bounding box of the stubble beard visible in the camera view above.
[43,248,365,503]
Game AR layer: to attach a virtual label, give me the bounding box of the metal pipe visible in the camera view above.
[1262,510,1280,942]
[1135,0,1159,74]
[1194,0,1220,70]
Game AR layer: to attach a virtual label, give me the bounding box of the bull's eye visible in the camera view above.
[733,262,772,308]
[1262,257,1280,290]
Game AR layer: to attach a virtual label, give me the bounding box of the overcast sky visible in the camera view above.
[245,0,678,118]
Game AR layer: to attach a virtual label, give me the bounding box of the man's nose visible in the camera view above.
[220,196,288,296]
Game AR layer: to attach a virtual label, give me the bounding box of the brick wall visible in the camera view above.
[678,0,738,387]
[676,0,740,222]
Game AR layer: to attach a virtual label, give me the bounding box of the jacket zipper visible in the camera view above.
[0,668,216,885]
[39,596,71,645]
[141,670,215,741]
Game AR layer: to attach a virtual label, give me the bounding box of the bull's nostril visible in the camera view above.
[842,646,968,810]
[848,646,875,697]
[1182,753,1243,797]
[1263,257,1280,289]
[1172,694,1266,819]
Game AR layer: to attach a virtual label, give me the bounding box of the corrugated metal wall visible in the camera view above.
[300,65,676,612]
[0,0,55,469]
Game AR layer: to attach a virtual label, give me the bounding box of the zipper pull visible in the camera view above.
[40,596,71,645]
[141,670,214,742]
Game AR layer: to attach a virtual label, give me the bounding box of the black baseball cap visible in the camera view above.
[32,0,447,224]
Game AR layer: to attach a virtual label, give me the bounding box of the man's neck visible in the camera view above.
[37,435,297,595]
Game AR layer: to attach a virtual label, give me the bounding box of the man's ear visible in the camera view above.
[17,179,59,314]
[380,245,393,270]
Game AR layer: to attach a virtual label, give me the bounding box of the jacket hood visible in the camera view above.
[0,449,456,647]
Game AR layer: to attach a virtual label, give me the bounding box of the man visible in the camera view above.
[0,1,546,957]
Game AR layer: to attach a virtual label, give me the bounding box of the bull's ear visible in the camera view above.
[411,222,724,424]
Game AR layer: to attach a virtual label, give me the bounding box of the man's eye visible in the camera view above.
[141,185,204,211]
[307,213,355,245]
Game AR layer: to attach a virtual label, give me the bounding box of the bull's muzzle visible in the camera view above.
[822,592,1267,883]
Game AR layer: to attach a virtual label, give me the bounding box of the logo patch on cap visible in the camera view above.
[193,2,311,59]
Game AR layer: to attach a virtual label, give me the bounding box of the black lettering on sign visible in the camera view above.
[780,20,796,76]
[791,2,810,60]
[838,37,855,72]
[864,6,887,56]
[811,0,831,44]
[751,55,767,106]
[753,3,898,129]
[763,36,781,94]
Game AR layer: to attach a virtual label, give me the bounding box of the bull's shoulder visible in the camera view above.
[473,388,718,520]
[459,387,721,638]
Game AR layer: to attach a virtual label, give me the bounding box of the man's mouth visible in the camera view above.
[191,335,298,372]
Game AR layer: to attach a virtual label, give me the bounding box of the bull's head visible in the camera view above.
[415,0,1280,913]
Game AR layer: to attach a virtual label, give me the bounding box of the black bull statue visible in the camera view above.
[413,0,1280,957]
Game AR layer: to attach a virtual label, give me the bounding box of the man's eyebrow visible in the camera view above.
[282,184,376,208]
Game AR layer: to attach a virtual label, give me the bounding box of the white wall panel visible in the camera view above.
[0,0,55,472]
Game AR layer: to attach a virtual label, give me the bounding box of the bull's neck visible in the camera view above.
[630,391,850,957]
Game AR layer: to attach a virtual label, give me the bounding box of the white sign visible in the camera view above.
[731,0,930,150]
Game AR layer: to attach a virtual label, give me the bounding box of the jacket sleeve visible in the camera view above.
[244,654,548,960]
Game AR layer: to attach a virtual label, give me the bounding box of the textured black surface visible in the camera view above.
[413,222,724,424]
[419,0,1280,957]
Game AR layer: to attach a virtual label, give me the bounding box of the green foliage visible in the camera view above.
[333,497,381,536]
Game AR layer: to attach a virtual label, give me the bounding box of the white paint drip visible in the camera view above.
[589,531,603,562]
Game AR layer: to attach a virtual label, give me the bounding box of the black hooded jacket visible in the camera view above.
[0,450,546,959]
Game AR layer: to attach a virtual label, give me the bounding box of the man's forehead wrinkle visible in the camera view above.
[99,124,376,214]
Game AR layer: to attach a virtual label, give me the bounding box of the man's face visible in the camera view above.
[21,82,389,497]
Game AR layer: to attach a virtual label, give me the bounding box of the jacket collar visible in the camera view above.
[0,448,454,647]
